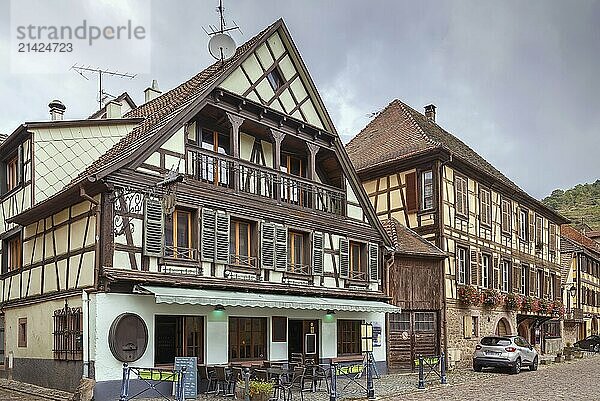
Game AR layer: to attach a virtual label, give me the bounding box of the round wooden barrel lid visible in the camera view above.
[108,313,148,362]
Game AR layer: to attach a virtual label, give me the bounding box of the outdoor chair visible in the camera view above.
[280,366,307,401]
[213,365,229,395]
[225,367,239,397]
[198,364,217,394]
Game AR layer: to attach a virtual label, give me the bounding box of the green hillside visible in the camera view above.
[542,180,600,230]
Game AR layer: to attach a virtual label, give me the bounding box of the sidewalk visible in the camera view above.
[0,379,73,401]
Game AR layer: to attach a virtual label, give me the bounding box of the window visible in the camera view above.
[281,154,306,178]
[549,224,557,252]
[349,241,366,280]
[535,215,543,248]
[53,306,83,361]
[337,320,361,356]
[272,317,287,343]
[230,219,256,267]
[501,260,510,292]
[471,316,479,338]
[266,68,284,91]
[0,315,4,366]
[501,199,511,234]
[3,234,22,274]
[165,209,194,259]
[288,231,309,274]
[537,270,543,298]
[420,170,433,210]
[18,317,27,347]
[481,254,490,288]
[519,209,529,240]
[229,317,267,361]
[414,312,435,332]
[521,264,528,295]
[199,129,230,186]
[6,154,19,193]
[155,316,204,365]
[389,312,410,332]
[543,321,560,338]
[454,175,468,217]
[456,246,467,284]
[480,188,491,226]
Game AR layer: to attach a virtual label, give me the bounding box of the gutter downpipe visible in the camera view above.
[438,152,452,367]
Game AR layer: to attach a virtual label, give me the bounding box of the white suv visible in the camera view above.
[473,335,538,374]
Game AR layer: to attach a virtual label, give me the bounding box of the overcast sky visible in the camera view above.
[1,0,599,199]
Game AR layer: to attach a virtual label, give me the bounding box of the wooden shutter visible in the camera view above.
[463,315,471,339]
[493,256,500,290]
[274,225,287,271]
[339,237,349,278]
[143,198,163,257]
[470,249,479,286]
[261,222,275,270]
[312,231,324,275]
[215,212,230,264]
[549,224,556,251]
[553,275,561,300]
[529,211,535,243]
[201,208,216,262]
[529,268,537,296]
[512,263,521,293]
[368,243,379,282]
[17,143,23,185]
[455,178,463,216]
[406,172,417,212]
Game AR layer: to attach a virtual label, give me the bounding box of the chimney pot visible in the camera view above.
[424,104,436,122]
[106,100,122,119]
[144,80,162,103]
[48,99,66,121]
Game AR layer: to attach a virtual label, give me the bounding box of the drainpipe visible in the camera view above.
[82,290,91,379]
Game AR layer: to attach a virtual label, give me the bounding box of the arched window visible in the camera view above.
[496,318,510,336]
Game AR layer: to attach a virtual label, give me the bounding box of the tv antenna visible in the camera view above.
[71,65,136,111]
[203,0,241,62]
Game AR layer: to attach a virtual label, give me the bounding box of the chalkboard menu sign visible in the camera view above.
[174,357,198,399]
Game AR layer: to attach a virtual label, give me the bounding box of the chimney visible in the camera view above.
[144,79,161,103]
[106,100,122,118]
[424,104,436,122]
[48,99,66,121]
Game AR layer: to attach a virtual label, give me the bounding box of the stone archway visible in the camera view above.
[496,317,511,336]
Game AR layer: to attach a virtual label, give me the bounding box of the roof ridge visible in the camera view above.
[396,100,442,149]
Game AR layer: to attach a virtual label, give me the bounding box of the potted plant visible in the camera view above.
[248,380,274,401]
[521,296,534,312]
[458,286,481,306]
[481,289,503,308]
[505,293,523,310]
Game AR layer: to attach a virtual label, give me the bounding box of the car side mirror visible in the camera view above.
[529,345,533,350]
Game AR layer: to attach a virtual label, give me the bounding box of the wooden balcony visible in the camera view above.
[187,146,346,216]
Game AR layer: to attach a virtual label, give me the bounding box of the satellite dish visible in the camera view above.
[208,33,236,61]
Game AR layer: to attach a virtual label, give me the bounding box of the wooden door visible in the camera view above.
[387,311,439,371]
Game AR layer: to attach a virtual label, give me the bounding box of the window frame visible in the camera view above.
[521,264,528,295]
[456,246,467,284]
[501,260,510,293]
[479,187,492,227]
[266,67,285,92]
[337,319,362,356]
[519,208,529,241]
[454,174,468,218]
[471,316,479,338]
[481,253,490,288]
[288,230,309,274]
[6,153,20,194]
[349,241,367,281]
[18,317,27,348]
[272,316,287,343]
[164,209,194,260]
[501,198,512,235]
[419,169,434,211]
[154,315,204,365]
[228,317,267,362]
[52,306,83,361]
[535,215,543,248]
[3,233,22,274]
[230,218,256,268]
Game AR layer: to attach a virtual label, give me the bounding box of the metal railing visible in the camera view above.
[349,270,368,281]
[188,146,346,216]
[287,263,311,275]
[229,254,259,269]
[164,245,198,261]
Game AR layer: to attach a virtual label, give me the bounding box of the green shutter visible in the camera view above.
[143,198,163,257]
[368,243,379,282]
[201,208,216,262]
[215,212,230,264]
[261,222,275,270]
[339,238,349,278]
[312,231,324,275]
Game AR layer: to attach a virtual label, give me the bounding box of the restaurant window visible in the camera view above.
[519,209,529,241]
[6,154,19,193]
[230,219,256,267]
[165,209,194,259]
[18,317,27,347]
[480,188,491,226]
[456,246,467,284]
[414,312,435,332]
[481,254,490,288]
[2,234,22,274]
[229,317,267,361]
[288,230,309,274]
[337,319,361,356]
[53,306,83,361]
[0,315,4,365]
[349,241,367,281]
[389,312,410,332]
[266,68,284,92]
[155,316,204,365]
[420,170,433,210]
[454,175,468,217]
[501,198,511,234]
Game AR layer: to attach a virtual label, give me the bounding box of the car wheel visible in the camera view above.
[473,363,482,372]
[511,357,521,374]
[529,356,538,371]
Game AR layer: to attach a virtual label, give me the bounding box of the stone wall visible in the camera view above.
[445,301,517,369]
[563,322,579,346]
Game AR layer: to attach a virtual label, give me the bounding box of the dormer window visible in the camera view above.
[6,155,18,192]
[266,68,284,92]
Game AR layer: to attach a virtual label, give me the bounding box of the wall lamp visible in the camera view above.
[214,304,225,311]
[326,310,336,315]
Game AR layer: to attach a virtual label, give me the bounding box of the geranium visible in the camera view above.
[538,298,549,314]
[521,296,535,312]
[458,286,481,306]
[505,293,523,310]
[531,298,541,313]
[481,289,503,308]
[552,300,566,317]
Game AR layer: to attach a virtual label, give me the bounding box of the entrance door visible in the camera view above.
[387,311,438,371]
[288,319,319,363]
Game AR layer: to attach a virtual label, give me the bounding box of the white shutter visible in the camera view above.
[143,198,163,257]
[261,222,275,270]
[215,212,230,264]
[274,224,288,271]
[368,243,379,282]
[201,208,216,262]
[312,232,324,275]
[339,237,349,278]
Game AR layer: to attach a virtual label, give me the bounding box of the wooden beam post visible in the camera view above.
[226,112,244,192]
[306,142,319,210]
[271,129,286,203]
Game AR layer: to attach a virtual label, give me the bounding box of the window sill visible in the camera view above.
[455,213,468,221]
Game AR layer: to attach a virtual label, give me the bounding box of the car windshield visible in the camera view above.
[481,337,512,346]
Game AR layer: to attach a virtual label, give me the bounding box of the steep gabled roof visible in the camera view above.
[88,92,137,119]
[381,218,446,258]
[347,99,569,224]
[561,224,600,256]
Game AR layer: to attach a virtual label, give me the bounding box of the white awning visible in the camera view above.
[138,285,401,313]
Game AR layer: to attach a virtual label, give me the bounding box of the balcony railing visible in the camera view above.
[188,146,345,216]
[286,263,311,275]
[164,245,198,260]
[349,270,367,281]
[229,254,258,269]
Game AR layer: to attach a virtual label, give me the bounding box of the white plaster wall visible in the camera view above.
[91,292,387,383]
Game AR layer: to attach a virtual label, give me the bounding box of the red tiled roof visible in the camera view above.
[562,224,600,255]
[381,218,446,258]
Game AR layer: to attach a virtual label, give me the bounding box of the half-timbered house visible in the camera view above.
[0,19,398,398]
[560,225,600,345]
[347,100,569,367]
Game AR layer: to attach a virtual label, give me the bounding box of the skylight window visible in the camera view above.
[266,68,284,91]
